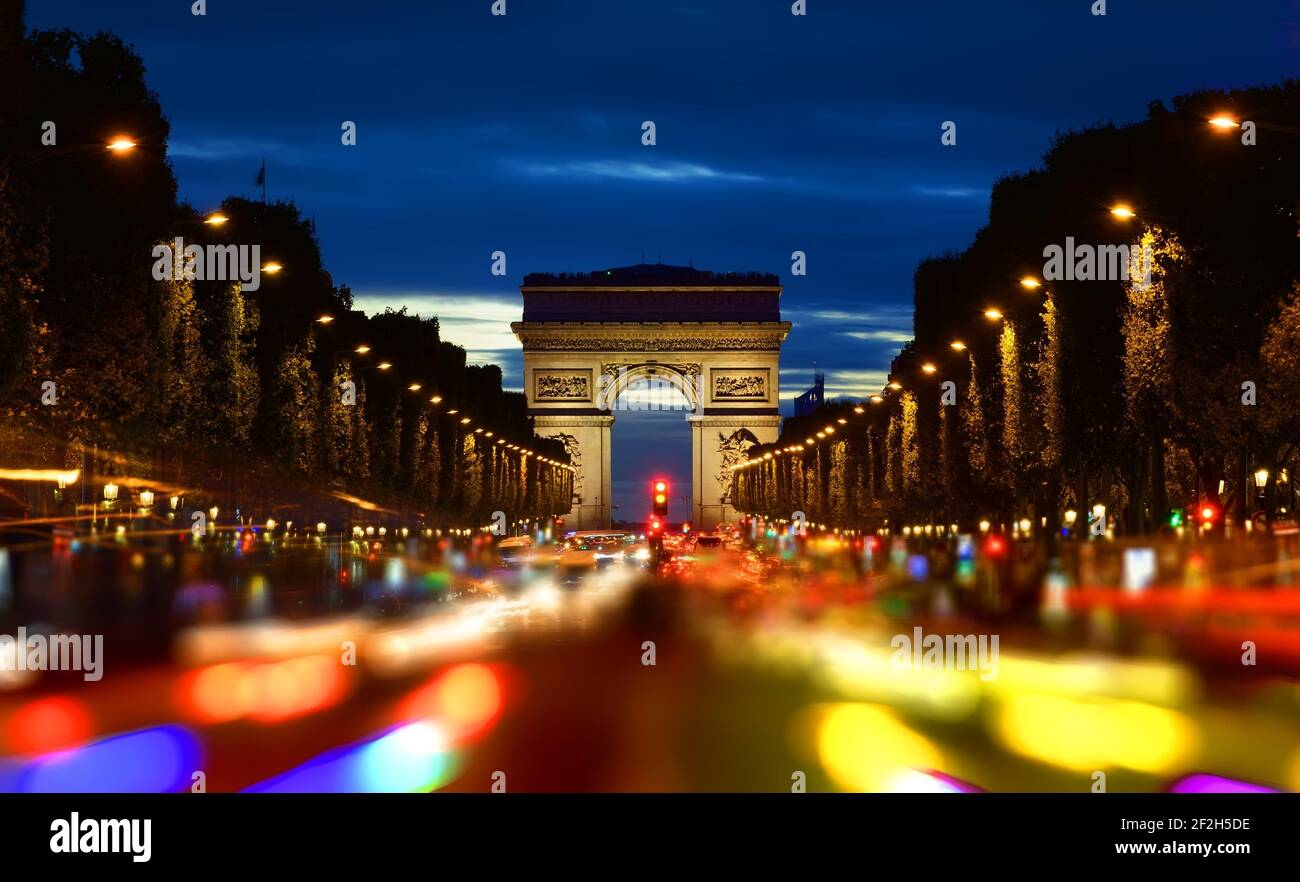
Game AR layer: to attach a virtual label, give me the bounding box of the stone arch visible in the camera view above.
[596,362,701,412]
[511,263,790,529]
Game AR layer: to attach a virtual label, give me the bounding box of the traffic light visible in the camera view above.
[1197,501,1220,527]
[651,479,669,519]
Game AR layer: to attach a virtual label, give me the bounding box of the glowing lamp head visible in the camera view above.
[106,137,137,153]
[1109,204,1136,220]
[1208,115,1238,130]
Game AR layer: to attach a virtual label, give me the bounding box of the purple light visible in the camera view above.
[1168,773,1280,794]
[11,725,202,793]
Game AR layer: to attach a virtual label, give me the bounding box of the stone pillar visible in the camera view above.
[534,414,614,530]
[690,413,781,530]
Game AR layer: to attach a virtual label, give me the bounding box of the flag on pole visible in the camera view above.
[255,159,266,202]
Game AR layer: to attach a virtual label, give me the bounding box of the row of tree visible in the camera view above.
[735,80,1300,535]
[0,13,572,525]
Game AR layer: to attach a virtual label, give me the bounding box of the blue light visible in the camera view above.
[13,725,202,793]
[245,722,459,793]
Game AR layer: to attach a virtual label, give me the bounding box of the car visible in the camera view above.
[555,531,633,585]
[497,535,535,568]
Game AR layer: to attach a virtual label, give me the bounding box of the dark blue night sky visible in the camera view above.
[29,0,1299,519]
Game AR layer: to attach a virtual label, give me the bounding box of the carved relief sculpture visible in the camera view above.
[549,433,583,499]
[714,374,766,399]
[536,374,590,400]
[716,428,758,503]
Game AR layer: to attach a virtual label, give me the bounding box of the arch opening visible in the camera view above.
[609,374,693,526]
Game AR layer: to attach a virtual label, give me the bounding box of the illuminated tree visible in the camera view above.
[270,337,321,474]
[998,322,1023,493]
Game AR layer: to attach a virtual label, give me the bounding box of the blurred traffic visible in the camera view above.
[1,506,1298,793]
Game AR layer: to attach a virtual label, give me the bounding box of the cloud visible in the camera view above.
[505,158,765,184]
[841,329,914,343]
[913,185,987,198]
[168,137,298,162]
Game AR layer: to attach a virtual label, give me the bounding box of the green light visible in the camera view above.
[1168,508,1183,528]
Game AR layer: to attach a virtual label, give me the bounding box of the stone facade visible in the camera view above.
[512,266,790,530]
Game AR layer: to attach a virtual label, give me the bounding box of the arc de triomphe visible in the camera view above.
[511,264,790,531]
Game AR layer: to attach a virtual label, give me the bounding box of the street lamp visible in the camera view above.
[204,213,229,226]
[1019,276,1041,290]
[984,308,1003,321]
[106,136,137,153]
[1254,468,1270,489]
[921,363,937,374]
[316,315,334,324]
[103,482,119,502]
[950,341,967,351]
[261,262,284,274]
[139,489,155,508]
[354,345,371,354]
[1109,204,1137,220]
[1208,114,1238,130]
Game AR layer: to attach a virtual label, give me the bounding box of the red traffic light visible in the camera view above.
[1198,502,1219,525]
[651,478,669,518]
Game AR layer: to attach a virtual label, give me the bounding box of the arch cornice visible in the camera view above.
[510,321,791,352]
